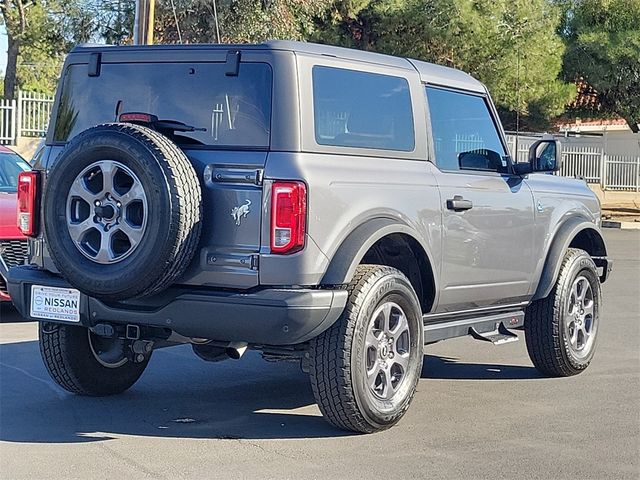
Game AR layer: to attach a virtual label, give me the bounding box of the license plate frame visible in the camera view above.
[30,285,81,323]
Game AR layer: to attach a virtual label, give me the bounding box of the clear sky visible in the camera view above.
[1,27,7,76]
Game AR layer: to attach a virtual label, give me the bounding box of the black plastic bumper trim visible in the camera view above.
[7,266,348,346]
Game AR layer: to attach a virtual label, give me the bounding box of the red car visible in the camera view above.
[0,146,31,301]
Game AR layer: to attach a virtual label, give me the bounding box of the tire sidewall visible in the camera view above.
[350,272,423,429]
[556,253,601,369]
[44,126,179,298]
[40,322,150,396]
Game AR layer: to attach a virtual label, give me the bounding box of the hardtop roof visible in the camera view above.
[71,40,486,93]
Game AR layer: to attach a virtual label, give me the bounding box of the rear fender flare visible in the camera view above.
[321,218,437,290]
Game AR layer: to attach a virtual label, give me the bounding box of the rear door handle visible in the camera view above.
[446,195,473,212]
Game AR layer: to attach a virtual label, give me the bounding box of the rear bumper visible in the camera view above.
[7,266,348,345]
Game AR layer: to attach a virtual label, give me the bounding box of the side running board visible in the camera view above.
[423,311,524,345]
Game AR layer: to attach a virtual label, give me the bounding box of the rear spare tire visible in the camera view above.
[44,123,202,301]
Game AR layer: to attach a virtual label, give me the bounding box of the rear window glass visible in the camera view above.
[312,66,415,152]
[53,62,272,148]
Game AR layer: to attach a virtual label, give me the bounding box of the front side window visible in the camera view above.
[313,66,415,152]
[426,87,508,173]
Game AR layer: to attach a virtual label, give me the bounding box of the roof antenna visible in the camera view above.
[212,0,221,43]
[170,0,183,44]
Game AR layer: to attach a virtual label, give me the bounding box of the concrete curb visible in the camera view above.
[602,220,640,230]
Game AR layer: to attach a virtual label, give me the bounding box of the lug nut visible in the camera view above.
[94,200,101,206]
[116,202,122,208]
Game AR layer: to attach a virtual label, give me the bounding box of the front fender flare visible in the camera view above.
[533,218,606,301]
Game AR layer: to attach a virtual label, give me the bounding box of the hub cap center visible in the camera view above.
[95,203,116,221]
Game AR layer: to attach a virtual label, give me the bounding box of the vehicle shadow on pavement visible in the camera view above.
[0,304,26,324]
[0,339,353,443]
[423,355,543,380]
[1,338,541,444]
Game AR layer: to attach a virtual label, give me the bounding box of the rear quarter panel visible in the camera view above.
[260,152,443,288]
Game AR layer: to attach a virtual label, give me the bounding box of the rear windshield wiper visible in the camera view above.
[118,112,206,134]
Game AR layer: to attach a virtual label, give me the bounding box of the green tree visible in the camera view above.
[154,0,329,44]
[59,0,135,45]
[1,0,93,97]
[561,0,640,132]
[1,0,36,99]
[15,2,68,94]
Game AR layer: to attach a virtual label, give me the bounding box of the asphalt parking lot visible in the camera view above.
[0,229,638,480]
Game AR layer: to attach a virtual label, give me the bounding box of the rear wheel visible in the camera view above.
[525,248,601,376]
[39,322,150,396]
[309,265,424,433]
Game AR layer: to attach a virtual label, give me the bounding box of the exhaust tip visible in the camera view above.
[226,341,248,360]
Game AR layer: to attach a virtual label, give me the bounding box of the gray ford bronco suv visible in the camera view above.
[8,41,612,433]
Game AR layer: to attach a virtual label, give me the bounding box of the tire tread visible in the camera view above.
[525,248,598,377]
[40,324,85,394]
[309,265,420,433]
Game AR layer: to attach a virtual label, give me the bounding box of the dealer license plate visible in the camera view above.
[30,285,81,323]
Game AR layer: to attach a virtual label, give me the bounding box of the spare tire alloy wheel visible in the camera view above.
[67,160,148,264]
[44,123,202,301]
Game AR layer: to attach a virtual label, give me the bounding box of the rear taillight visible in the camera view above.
[270,181,307,254]
[17,171,40,237]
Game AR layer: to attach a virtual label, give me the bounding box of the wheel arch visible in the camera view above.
[321,218,437,313]
[533,217,607,301]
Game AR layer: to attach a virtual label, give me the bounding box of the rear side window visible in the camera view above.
[313,66,415,152]
[53,62,272,148]
[426,87,508,173]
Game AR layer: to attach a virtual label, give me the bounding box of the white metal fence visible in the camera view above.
[604,155,640,191]
[19,91,54,137]
[506,134,640,192]
[0,98,17,144]
[0,90,54,145]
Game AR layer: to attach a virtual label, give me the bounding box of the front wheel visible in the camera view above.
[39,323,151,396]
[525,248,601,377]
[309,265,424,433]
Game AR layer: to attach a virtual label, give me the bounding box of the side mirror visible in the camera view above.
[528,139,562,172]
[458,149,506,172]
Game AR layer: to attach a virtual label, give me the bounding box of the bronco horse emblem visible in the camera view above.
[231,199,252,226]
